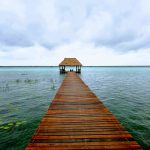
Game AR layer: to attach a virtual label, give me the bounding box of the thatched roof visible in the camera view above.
[59,58,82,66]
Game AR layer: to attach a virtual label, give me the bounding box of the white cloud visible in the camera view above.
[0,0,150,65]
[1,42,150,66]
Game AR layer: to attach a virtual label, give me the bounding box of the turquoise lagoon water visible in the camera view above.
[0,67,150,150]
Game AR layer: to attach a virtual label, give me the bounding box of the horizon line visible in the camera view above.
[0,65,150,67]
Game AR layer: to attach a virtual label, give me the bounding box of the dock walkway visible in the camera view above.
[26,72,142,150]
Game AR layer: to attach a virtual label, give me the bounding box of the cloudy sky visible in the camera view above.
[0,0,150,66]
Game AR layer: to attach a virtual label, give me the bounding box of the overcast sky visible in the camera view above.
[0,0,150,66]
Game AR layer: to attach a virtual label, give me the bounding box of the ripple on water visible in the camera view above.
[0,67,150,149]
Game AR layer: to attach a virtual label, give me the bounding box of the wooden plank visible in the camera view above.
[31,134,133,139]
[26,72,142,150]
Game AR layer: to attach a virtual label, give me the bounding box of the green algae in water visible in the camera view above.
[8,123,14,126]
[0,126,4,129]
[15,121,26,127]
[3,126,10,130]
[0,121,26,131]
[0,125,10,130]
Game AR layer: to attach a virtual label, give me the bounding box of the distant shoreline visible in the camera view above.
[0,66,150,67]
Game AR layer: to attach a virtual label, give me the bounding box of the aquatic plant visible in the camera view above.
[16,79,21,83]
[0,83,10,92]
[0,126,10,130]
[24,79,38,84]
[0,120,26,130]
[5,83,9,89]
[50,79,56,89]
[24,79,32,83]
[15,121,26,127]
[8,122,13,126]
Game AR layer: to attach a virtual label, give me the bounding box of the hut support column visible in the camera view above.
[59,66,62,73]
[60,66,66,74]
[64,66,66,73]
[78,65,81,73]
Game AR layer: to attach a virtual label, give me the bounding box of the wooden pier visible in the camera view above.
[26,72,142,150]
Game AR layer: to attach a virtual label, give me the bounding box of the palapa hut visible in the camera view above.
[59,58,82,74]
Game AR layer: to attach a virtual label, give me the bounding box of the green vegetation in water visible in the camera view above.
[8,123,14,126]
[50,79,56,90]
[24,79,38,84]
[15,79,21,83]
[0,121,26,130]
[24,79,32,83]
[0,83,10,92]
[0,126,10,130]
[0,120,3,125]
[14,78,39,84]
[0,119,41,150]
[15,121,26,127]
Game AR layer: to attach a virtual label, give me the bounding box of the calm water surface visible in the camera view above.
[0,67,150,150]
